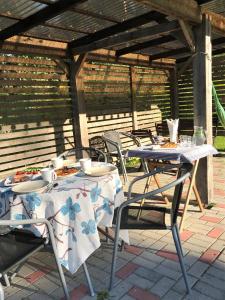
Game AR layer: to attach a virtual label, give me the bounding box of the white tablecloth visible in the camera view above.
[128,144,218,163]
[0,163,125,274]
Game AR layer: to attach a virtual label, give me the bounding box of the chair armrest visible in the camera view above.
[102,136,121,151]
[119,132,142,147]
[119,164,192,210]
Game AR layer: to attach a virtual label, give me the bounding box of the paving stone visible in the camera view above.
[156,250,178,262]
[184,290,214,300]
[109,280,133,299]
[200,215,222,223]
[173,274,198,294]
[126,273,155,290]
[134,267,162,283]
[140,251,165,264]
[180,230,194,241]
[162,289,183,300]
[153,264,181,281]
[150,276,175,297]
[69,284,89,300]
[188,261,209,278]
[200,249,221,264]
[194,281,225,300]
[128,286,160,300]
[125,245,144,256]
[116,262,140,279]
[120,294,135,300]
[132,255,157,271]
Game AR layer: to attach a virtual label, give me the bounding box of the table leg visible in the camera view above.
[179,160,204,231]
[83,262,95,297]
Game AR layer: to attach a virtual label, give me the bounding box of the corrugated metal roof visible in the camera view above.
[25,25,84,42]
[0,16,17,31]
[76,0,150,23]
[48,10,114,35]
[0,0,225,60]
[0,0,46,18]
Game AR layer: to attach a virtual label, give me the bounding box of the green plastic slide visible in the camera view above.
[212,84,225,129]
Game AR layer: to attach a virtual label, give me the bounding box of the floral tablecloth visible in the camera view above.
[0,163,125,274]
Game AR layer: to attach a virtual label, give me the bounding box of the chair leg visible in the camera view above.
[174,224,184,257]
[120,158,128,184]
[171,226,192,295]
[83,263,95,297]
[51,246,70,300]
[109,224,121,290]
[0,281,4,300]
[3,275,10,288]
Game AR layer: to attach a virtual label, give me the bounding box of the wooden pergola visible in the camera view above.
[1,0,225,203]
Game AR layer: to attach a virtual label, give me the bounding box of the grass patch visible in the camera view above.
[125,157,141,168]
[214,136,225,151]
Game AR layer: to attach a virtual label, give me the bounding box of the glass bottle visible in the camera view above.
[193,126,206,146]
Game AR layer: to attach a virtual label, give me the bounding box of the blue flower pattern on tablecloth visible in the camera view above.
[81,220,96,235]
[59,259,69,269]
[60,197,81,220]
[25,193,41,210]
[66,229,77,242]
[115,178,122,194]
[15,214,31,228]
[90,185,101,203]
[102,197,112,215]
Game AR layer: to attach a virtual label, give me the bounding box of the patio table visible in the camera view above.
[128,144,218,231]
[0,162,126,274]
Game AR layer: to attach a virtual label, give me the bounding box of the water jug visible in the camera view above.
[193,126,206,146]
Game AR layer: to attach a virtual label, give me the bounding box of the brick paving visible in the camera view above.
[2,156,225,300]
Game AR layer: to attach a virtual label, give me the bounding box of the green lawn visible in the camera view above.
[214,136,225,151]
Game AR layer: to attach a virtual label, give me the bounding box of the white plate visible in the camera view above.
[12,180,49,194]
[85,165,117,177]
[4,176,32,187]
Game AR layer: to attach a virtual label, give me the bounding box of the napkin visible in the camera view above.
[166,119,179,143]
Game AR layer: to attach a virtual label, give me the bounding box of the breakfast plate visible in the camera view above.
[84,165,117,177]
[55,167,80,179]
[4,168,42,187]
[12,180,49,194]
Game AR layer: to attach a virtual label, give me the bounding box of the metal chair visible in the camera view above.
[59,146,107,163]
[109,163,193,295]
[102,131,140,183]
[131,129,155,144]
[0,218,69,300]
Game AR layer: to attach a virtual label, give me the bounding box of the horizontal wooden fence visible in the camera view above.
[177,53,225,136]
[0,54,171,175]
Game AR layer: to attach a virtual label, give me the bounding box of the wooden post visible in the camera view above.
[130,66,138,130]
[69,53,89,148]
[192,14,213,204]
[170,66,179,119]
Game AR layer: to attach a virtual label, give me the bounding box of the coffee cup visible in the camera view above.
[51,157,64,169]
[41,168,57,183]
[79,158,92,172]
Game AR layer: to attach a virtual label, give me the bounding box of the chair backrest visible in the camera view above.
[131,129,154,144]
[103,131,123,153]
[89,136,106,152]
[59,147,107,162]
[126,163,192,226]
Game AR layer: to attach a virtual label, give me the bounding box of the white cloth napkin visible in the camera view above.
[166,119,179,143]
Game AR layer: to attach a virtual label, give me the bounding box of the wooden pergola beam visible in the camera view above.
[116,35,176,57]
[72,20,179,55]
[134,0,200,23]
[69,53,89,148]
[135,0,225,35]
[0,0,86,41]
[150,48,190,61]
[178,20,195,52]
[69,11,167,49]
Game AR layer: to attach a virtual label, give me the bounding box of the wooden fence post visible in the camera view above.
[69,53,89,148]
[130,66,138,130]
[193,14,213,204]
